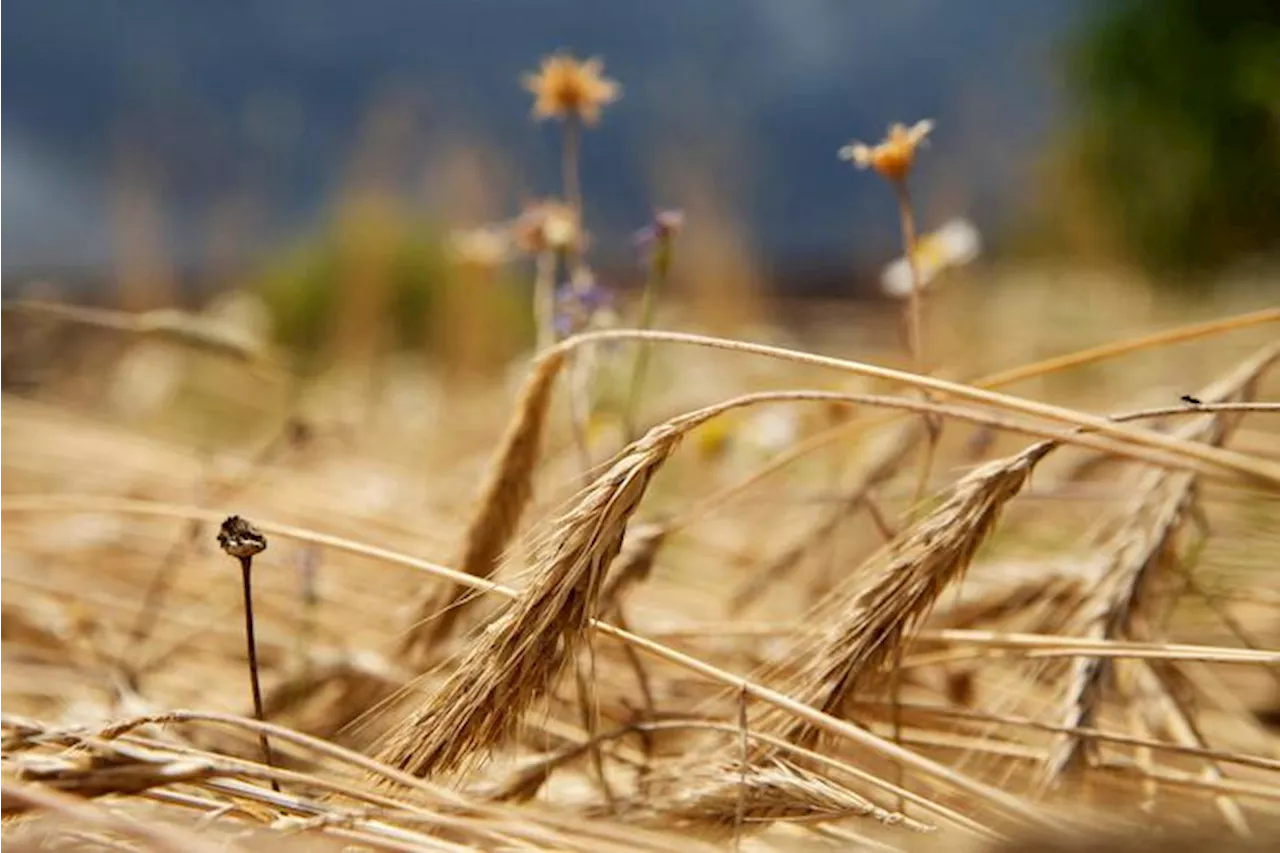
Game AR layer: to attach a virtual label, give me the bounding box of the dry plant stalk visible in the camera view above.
[4,300,274,366]
[564,328,1280,489]
[399,348,567,661]
[1039,343,1279,786]
[615,756,931,837]
[663,307,1280,534]
[378,406,714,777]
[215,515,279,792]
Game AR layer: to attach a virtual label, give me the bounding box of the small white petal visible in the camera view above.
[908,119,936,145]
[880,217,979,299]
[838,143,871,166]
[935,218,981,265]
[880,258,918,298]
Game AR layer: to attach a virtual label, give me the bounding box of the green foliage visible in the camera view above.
[254,239,341,359]
[1066,0,1280,277]
[250,214,536,375]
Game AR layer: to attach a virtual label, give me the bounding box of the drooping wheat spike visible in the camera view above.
[614,756,932,837]
[1041,343,1280,786]
[780,438,1054,748]
[383,394,898,778]
[398,349,566,663]
[377,411,701,777]
[645,427,1130,832]
[2,741,230,812]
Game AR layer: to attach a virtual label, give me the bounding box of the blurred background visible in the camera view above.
[3,0,1278,373]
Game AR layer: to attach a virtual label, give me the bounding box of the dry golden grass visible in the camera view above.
[3,284,1280,852]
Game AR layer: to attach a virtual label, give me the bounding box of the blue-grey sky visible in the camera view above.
[2,0,1089,281]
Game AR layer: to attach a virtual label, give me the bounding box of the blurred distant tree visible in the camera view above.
[1063,0,1280,277]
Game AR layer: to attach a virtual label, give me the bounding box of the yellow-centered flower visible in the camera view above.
[839,119,934,183]
[522,52,620,125]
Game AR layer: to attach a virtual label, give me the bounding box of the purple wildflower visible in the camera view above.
[632,207,686,253]
[554,273,614,338]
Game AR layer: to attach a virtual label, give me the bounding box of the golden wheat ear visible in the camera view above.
[376,413,694,778]
[778,439,1053,748]
[1041,343,1280,801]
[617,756,932,838]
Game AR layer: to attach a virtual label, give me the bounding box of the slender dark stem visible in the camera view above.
[130,422,301,677]
[239,555,280,792]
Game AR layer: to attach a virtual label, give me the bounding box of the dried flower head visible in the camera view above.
[522,52,620,125]
[448,226,514,269]
[839,119,934,183]
[217,515,267,560]
[512,199,582,254]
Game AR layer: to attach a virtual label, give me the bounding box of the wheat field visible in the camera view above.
[4,49,1280,853]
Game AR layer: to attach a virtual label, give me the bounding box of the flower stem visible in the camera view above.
[560,115,593,480]
[562,115,582,215]
[893,182,924,372]
[567,350,595,486]
[893,181,942,511]
[533,250,556,351]
[891,181,936,814]
[239,555,280,792]
[622,257,667,443]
